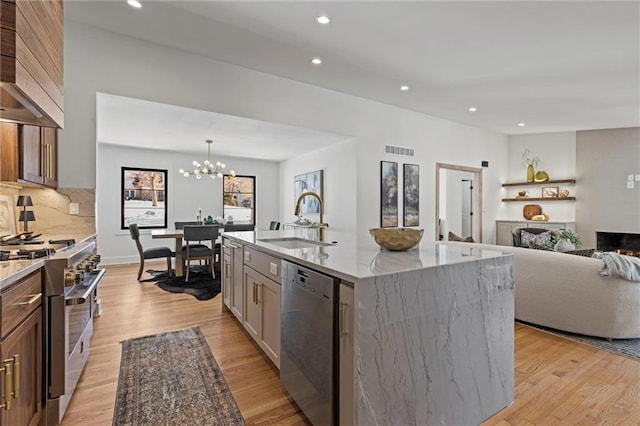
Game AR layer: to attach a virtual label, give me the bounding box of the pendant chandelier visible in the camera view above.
[179,139,235,179]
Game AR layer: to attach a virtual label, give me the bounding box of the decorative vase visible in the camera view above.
[526,164,535,182]
[554,238,575,252]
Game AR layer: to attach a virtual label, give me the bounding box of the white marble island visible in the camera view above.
[223,230,514,425]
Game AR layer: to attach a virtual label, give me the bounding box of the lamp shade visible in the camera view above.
[16,195,33,207]
[19,211,36,222]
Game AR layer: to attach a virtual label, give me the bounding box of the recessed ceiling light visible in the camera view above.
[127,0,142,8]
[311,57,323,65]
[468,107,477,112]
[316,15,331,25]
[400,85,409,91]
[518,122,526,127]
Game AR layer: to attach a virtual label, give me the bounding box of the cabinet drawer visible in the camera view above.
[1,270,42,337]
[244,246,281,282]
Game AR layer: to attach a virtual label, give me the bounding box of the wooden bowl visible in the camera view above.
[369,228,424,251]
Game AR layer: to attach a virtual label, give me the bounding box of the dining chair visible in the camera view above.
[269,221,280,230]
[175,221,201,229]
[224,223,256,232]
[129,223,174,281]
[182,225,219,282]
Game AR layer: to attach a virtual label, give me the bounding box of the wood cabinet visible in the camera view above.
[0,0,64,127]
[0,123,57,188]
[496,220,576,246]
[0,270,43,426]
[339,282,354,426]
[222,251,232,311]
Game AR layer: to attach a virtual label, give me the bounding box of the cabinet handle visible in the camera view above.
[256,283,262,304]
[252,282,256,304]
[17,293,41,306]
[3,361,11,410]
[12,355,18,398]
[340,301,349,337]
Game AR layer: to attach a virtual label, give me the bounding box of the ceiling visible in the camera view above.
[96,93,352,160]
[69,1,640,139]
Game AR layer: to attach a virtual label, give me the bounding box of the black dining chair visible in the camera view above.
[224,223,256,232]
[182,225,219,282]
[175,221,201,229]
[269,221,280,230]
[129,223,174,281]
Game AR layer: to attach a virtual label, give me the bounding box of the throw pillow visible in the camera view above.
[448,231,475,243]
[565,248,596,257]
[520,230,552,248]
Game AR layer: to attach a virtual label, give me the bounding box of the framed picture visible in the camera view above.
[121,167,168,229]
[0,194,16,237]
[223,175,256,224]
[380,161,398,227]
[542,186,559,198]
[403,164,419,226]
[294,170,323,214]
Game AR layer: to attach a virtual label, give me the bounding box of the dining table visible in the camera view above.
[151,228,222,277]
[151,228,185,276]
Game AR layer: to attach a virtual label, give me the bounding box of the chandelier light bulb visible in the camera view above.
[230,170,236,176]
[180,139,233,180]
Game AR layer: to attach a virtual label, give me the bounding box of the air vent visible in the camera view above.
[385,145,414,157]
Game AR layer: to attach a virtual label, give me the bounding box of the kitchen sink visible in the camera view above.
[258,237,333,249]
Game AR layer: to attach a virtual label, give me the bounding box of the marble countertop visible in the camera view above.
[222,229,510,282]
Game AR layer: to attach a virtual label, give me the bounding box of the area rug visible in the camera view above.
[518,320,640,361]
[113,326,245,426]
[144,264,221,301]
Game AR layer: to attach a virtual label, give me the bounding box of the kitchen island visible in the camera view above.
[222,229,514,425]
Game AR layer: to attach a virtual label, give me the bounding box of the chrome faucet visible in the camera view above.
[294,191,328,240]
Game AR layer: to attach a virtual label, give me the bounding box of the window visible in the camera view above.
[223,175,255,224]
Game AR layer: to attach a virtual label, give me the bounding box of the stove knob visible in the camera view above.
[75,271,84,284]
[93,254,101,264]
[65,271,76,286]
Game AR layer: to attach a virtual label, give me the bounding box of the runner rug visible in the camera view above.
[113,326,245,426]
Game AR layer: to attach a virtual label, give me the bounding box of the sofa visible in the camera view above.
[438,241,640,339]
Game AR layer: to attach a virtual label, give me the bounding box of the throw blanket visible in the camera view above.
[593,252,640,282]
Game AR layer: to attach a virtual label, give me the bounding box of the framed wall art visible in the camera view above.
[294,170,323,214]
[0,194,16,237]
[380,161,398,227]
[541,186,559,198]
[121,167,168,229]
[403,164,420,226]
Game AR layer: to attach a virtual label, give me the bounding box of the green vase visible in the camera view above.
[526,164,535,182]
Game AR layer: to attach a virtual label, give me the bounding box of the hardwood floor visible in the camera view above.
[62,263,640,425]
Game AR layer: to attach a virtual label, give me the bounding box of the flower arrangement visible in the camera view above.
[549,229,582,249]
[522,149,539,167]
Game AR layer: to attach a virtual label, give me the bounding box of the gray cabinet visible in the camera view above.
[496,220,576,246]
[221,238,245,322]
[339,282,355,426]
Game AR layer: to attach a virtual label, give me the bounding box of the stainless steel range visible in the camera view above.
[43,240,104,425]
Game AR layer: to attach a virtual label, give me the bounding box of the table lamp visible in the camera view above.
[16,195,35,232]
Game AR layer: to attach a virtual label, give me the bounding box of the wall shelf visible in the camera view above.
[502,197,576,202]
[502,179,575,187]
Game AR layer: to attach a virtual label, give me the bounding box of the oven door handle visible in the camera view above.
[65,269,105,306]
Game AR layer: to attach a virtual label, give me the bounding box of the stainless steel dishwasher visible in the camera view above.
[281,260,339,426]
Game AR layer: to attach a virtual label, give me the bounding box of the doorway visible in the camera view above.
[435,163,483,242]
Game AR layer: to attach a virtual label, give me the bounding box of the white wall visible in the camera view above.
[506,132,576,222]
[576,127,640,248]
[280,140,357,234]
[63,21,508,244]
[97,143,279,264]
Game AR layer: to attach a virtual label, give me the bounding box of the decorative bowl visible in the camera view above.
[369,228,424,251]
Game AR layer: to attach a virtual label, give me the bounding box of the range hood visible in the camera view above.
[0,84,60,128]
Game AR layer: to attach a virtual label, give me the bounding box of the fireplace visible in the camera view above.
[596,231,640,256]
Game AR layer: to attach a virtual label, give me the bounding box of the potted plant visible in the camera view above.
[550,229,582,252]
